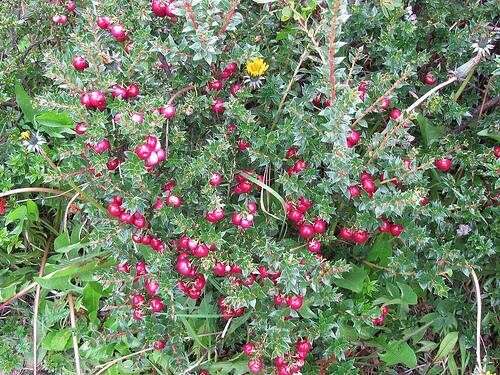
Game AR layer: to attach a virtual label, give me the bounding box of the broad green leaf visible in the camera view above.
[367,233,392,265]
[54,242,89,254]
[5,205,27,225]
[209,359,249,375]
[41,329,72,351]
[180,316,206,349]
[448,355,458,375]
[434,331,458,361]
[35,111,73,128]
[333,265,366,293]
[397,282,418,305]
[0,283,17,302]
[380,341,417,368]
[83,281,103,321]
[54,232,70,252]
[15,82,35,122]
[26,200,39,221]
[416,114,443,147]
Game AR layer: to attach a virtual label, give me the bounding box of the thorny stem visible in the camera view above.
[218,0,240,36]
[167,84,195,106]
[328,0,340,101]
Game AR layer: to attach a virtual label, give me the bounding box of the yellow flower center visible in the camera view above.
[246,58,269,77]
[20,131,30,140]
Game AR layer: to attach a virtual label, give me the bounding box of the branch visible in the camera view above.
[218,0,240,36]
[68,294,82,375]
[405,76,457,114]
[469,267,484,374]
[351,73,409,128]
[0,187,72,199]
[0,282,37,311]
[184,1,199,30]
[327,0,340,101]
[94,347,155,375]
[167,84,195,106]
[33,239,52,375]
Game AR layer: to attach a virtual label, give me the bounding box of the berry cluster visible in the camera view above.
[372,305,390,326]
[217,297,246,320]
[106,195,148,230]
[378,219,404,237]
[134,135,166,169]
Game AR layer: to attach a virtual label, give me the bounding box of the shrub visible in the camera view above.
[0,0,498,374]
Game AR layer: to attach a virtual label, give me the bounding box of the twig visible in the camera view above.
[184,1,199,30]
[218,0,240,36]
[221,317,232,339]
[275,49,309,117]
[167,84,195,106]
[468,267,483,374]
[0,282,37,311]
[68,294,82,375]
[405,76,457,114]
[182,357,208,375]
[327,0,340,101]
[452,65,476,102]
[453,95,499,133]
[62,193,80,233]
[94,347,155,375]
[0,187,72,199]
[33,239,52,375]
[351,73,409,128]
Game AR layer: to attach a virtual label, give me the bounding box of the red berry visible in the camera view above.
[74,122,87,135]
[72,56,89,71]
[372,316,384,326]
[211,98,225,114]
[132,308,143,320]
[379,219,392,233]
[297,196,312,213]
[380,96,391,110]
[286,146,298,159]
[126,84,140,99]
[361,178,377,196]
[380,305,390,316]
[145,279,160,296]
[494,146,500,159]
[106,158,121,171]
[242,342,256,356]
[248,358,264,374]
[389,108,401,120]
[348,184,361,199]
[109,24,128,42]
[150,296,165,313]
[420,197,430,206]
[296,338,312,356]
[434,158,452,172]
[97,16,111,29]
[307,239,321,253]
[389,223,404,237]
[192,244,210,257]
[131,293,145,308]
[230,82,242,96]
[207,80,223,91]
[209,173,223,187]
[237,139,250,152]
[339,227,353,241]
[313,218,328,234]
[346,129,361,148]
[287,295,304,310]
[117,261,130,273]
[422,72,437,85]
[111,85,128,100]
[352,230,369,245]
[136,261,148,276]
[166,195,182,208]
[66,1,76,12]
[153,340,166,350]
[89,91,107,110]
[107,203,122,218]
[298,223,315,239]
[160,104,176,119]
[151,0,169,17]
[52,15,68,25]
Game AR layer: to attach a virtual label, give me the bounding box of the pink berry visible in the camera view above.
[109,24,128,42]
[434,158,452,172]
[97,16,111,29]
[72,56,89,71]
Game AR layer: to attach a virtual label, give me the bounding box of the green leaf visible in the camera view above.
[333,265,366,293]
[367,233,392,265]
[397,282,418,305]
[54,232,70,252]
[41,329,72,351]
[5,205,27,225]
[434,331,458,361]
[477,129,500,142]
[83,281,103,321]
[25,200,39,221]
[15,82,35,122]
[416,114,443,147]
[380,341,417,368]
[35,111,73,128]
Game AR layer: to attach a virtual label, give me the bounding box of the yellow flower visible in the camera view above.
[246,58,269,77]
[20,131,30,140]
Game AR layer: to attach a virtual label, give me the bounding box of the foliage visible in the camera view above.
[0,0,499,374]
